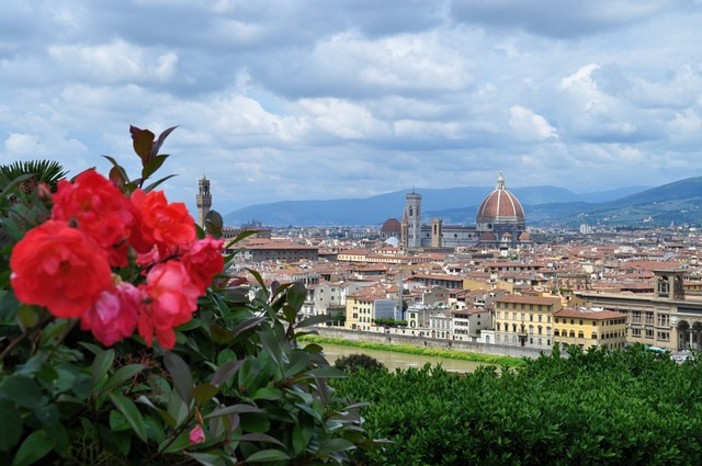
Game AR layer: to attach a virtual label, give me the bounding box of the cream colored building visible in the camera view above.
[494,295,562,349]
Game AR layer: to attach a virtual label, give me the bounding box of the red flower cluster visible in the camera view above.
[10,170,224,349]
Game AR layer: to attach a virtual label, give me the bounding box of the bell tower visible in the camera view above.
[196,175,212,228]
[403,191,422,250]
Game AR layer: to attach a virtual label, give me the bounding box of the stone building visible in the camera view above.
[399,173,531,251]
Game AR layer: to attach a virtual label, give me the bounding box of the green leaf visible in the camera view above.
[151,125,178,157]
[257,328,283,368]
[286,282,307,311]
[296,314,331,329]
[204,404,263,419]
[0,400,22,451]
[205,210,224,238]
[11,430,54,466]
[0,375,44,409]
[193,383,220,406]
[223,229,258,250]
[159,430,191,454]
[230,316,266,339]
[143,174,177,192]
[238,433,285,448]
[0,289,20,321]
[102,364,145,393]
[292,422,311,455]
[14,354,48,378]
[187,452,228,466]
[166,390,190,428]
[282,305,297,323]
[240,412,271,433]
[164,352,194,406]
[252,387,283,401]
[110,392,147,442]
[306,367,346,378]
[90,349,115,386]
[141,154,169,180]
[16,305,38,328]
[284,350,311,378]
[111,430,132,456]
[33,403,60,427]
[109,410,131,432]
[211,360,243,387]
[319,438,356,454]
[210,323,234,345]
[245,449,291,463]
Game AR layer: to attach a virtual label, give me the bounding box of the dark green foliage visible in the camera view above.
[372,318,406,327]
[334,345,702,465]
[334,354,386,373]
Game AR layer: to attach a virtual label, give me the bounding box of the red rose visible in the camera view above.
[81,282,142,346]
[130,189,196,256]
[182,237,225,293]
[52,170,135,267]
[138,261,200,349]
[10,221,112,318]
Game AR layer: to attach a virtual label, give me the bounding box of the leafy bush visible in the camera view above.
[0,127,372,465]
[334,354,386,373]
[334,345,702,465]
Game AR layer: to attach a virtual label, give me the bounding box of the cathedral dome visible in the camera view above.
[381,217,401,234]
[476,173,525,228]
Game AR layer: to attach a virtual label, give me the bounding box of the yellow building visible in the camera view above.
[344,285,398,331]
[494,295,562,350]
[553,308,627,350]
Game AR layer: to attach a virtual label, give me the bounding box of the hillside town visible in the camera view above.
[198,175,702,359]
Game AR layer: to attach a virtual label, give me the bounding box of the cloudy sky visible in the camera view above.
[2,0,702,217]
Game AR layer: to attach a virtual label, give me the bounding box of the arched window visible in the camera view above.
[578,331,584,339]
[569,330,576,338]
[554,329,560,337]
[591,332,598,340]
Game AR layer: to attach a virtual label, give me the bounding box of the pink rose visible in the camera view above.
[189,424,206,445]
[138,261,200,349]
[81,282,142,346]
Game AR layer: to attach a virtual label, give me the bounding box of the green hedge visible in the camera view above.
[300,335,526,367]
[333,345,702,465]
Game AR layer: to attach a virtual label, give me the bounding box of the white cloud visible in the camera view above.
[4,132,42,155]
[48,39,178,83]
[509,105,557,140]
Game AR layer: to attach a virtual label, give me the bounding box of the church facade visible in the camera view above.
[398,173,531,251]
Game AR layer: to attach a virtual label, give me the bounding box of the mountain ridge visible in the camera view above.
[224,182,667,227]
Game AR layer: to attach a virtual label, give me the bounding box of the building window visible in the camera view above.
[657,314,670,327]
[554,329,560,337]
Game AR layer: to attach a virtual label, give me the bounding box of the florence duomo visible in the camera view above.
[392,173,532,251]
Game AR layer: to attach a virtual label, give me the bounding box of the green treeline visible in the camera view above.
[333,345,702,465]
[301,335,526,367]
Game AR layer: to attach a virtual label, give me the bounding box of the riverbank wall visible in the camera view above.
[314,327,547,359]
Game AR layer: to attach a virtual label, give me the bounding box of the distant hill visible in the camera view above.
[224,183,654,227]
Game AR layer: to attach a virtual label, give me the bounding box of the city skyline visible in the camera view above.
[2,1,702,216]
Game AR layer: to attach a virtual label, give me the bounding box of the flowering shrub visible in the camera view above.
[10,168,222,349]
[0,126,371,465]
